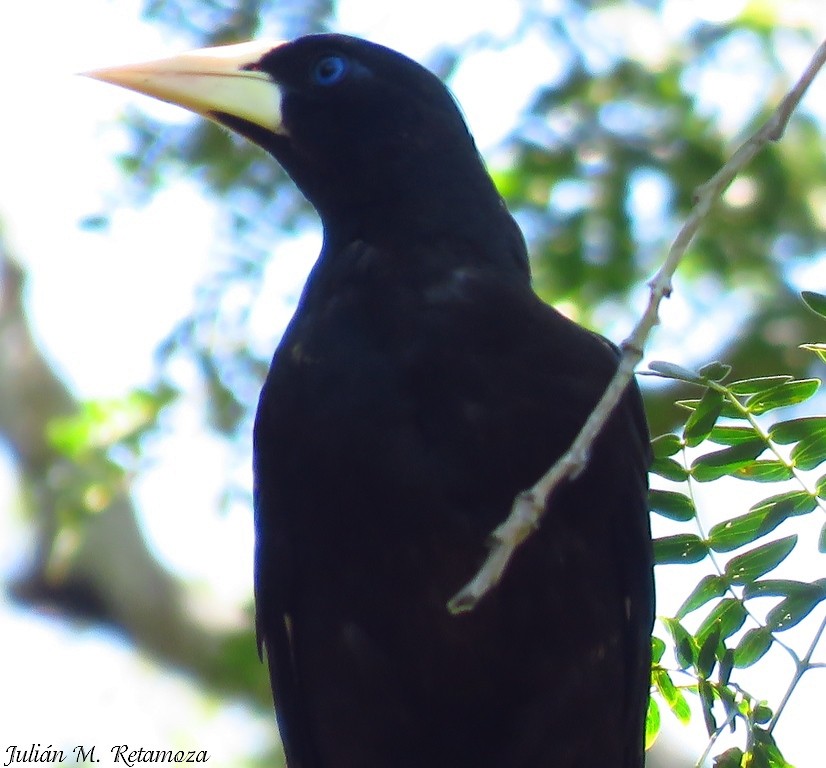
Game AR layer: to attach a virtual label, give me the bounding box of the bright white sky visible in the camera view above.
[1,0,824,765]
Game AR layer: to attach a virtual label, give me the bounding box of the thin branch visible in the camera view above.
[768,610,826,733]
[695,695,741,768]
[448,37,826,614]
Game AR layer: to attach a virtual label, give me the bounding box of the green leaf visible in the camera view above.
[708,492,811,553]
[699,361,732,381]
[678,397,745,420]
[820,522,826,554]
[746,379,820,415]
[723,536,798,585]
[650,456,689,482]
[697,625,721,678]
[721,688,740,733]
[651,433,682,458]
[649,489,696,521]
[709,425,761,445]
[769,416,826,444]
[802,290,826,319]
[647,361,705,384]
[699,679,717,735]
[728,376,792,395]
[677,575,728,618]
[645,696,661,750]
[684,388,725,446]
[747,746,770,768]
[662,618,697,669]
[651,636,666,664]
[654,534,708,564]
[766,585,826,632]
[791,432,826,471]
[732,460,794,483]
[750,491,816,515]
[691,439,765,482]
[743,579,821,599]
[697,599,747,644]
[653,668,691,723]
[801,342,826,363]
[719,399,751,419]
[752,491,817,534]
[719,647,734,687]
[750,725,790,768]
[714,747,744,768]
[734,628,773,668]
[708,508,776,553]
[753,707,773,726]
[816,473,826,499]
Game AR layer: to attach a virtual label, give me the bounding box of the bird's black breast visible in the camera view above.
[253,240,652,768]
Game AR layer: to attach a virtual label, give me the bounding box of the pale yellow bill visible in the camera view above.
[84,40,285,133]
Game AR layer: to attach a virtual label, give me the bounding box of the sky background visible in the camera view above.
[1,0,825,765]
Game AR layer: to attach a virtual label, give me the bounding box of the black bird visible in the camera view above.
[88,34,654,768]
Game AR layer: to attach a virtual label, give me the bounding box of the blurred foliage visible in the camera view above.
[645,291,825,767]
[42,384,176,536]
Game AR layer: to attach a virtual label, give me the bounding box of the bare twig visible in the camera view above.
[448,37,826,614]
[768,611,826,733]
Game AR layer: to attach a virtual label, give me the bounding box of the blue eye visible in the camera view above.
[313,55,348,86]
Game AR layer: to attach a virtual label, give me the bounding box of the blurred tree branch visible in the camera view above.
[0,242,270,708]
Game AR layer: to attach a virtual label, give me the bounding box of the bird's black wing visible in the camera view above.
[399,266,655,768]
[253,243,653,768]
[254,408,320,768]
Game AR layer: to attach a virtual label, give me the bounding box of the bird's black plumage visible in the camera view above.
[249,35,654,768]
[90,32,654,768]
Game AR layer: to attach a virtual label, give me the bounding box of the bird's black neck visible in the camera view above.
[319,153,530,281]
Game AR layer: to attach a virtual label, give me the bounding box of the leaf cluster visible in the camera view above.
[44,384,177,527]
[644,292,826,767]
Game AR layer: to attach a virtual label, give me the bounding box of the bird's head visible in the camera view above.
[86,33,519,255]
